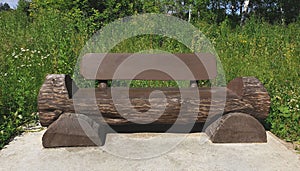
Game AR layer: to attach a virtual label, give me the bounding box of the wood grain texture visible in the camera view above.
[205,112,267,143]
[38,74,74,126]
[227,77,270,122]
[42,113,106,147]
[38,75,270,127]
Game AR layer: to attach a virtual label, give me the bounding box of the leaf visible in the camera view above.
[279,106,289,114]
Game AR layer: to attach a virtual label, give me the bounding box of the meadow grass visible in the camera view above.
[0,11,299,148]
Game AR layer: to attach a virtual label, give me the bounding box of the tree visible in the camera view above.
[0,3,11,11]
[17,0,30,16]
[278,0,300,24]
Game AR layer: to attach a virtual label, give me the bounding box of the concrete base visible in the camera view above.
[0,130,299,171]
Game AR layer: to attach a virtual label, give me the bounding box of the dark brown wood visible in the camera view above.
[190,80,198,87]
[38,75,270,127]
[227,77,270,122]
[98,80,108,88]
[38,74,75,127]
[80,53,217,80]
[42,113,106,147]
[72,87,255,125]
[205,112,267,143]
[38,52,271,146]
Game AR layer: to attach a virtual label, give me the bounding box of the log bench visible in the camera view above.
[38,53,270,147]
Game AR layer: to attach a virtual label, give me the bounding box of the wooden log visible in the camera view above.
[227,77,270,122]
[72,87,255,125]
[38,75,270,126]
[37,74,76,126]
[205,112,267,143]
[42,113,106,147]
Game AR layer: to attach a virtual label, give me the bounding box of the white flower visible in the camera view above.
[21,48,25,52]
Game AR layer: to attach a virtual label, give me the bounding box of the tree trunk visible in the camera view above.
[241,0,250,25]
[188,4,192,22]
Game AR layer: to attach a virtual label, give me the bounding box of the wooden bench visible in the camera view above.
[38,53,270,147]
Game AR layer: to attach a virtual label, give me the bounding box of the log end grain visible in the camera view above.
[205,112,267,143]
[42,113,106,148]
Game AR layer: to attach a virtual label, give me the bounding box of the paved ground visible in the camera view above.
[0,130,299,171]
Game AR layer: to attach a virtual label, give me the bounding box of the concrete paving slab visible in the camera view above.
[0,130,299,171]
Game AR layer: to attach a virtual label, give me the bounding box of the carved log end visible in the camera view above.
[42,113,106,148]
[227,77,270,121]
[205,112,267,143]
[38,74,76,127]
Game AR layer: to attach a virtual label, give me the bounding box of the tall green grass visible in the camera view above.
[0,9,90,147]
[0,10,299,149]
[204,18,300,141]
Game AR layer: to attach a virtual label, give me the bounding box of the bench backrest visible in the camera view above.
[80,53,217,81]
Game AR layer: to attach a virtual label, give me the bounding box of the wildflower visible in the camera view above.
[21,48,25,52]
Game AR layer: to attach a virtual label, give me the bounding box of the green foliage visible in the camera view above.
[0,3,90,149]
[200,17,300,142]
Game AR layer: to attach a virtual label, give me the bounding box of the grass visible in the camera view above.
[0,10,299,149]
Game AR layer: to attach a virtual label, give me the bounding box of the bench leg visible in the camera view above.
[205,112,267,143]
[42,113,106,148]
